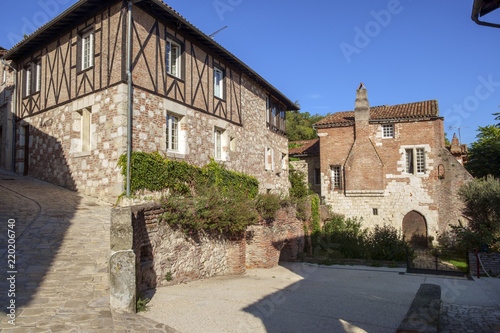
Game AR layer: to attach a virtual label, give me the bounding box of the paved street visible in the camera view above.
[0,172,177,332]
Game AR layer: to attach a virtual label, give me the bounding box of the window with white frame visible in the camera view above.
[2,67,6,84]
[24,66,32,97]
[214,67,224,99]
[81,30,94,71]
[265,147,274,171]
[79,108,91,152]
[405,148,426,174]
[166,39,181,78]
[382,124,394,138]
[281,153,287,171]
[34,60,41,93]
[214,128,223,159]
[331,165,342,190]
[166,113,179,151]
[266,96,270,124]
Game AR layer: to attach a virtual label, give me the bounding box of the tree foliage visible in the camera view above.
[286,110,329,141]
[453,177,500,251]
[465,125,500,178]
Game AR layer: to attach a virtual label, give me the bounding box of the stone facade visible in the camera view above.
[289,139,321,196]
[2,1,295,203]
[309,86,472,244]
[469,252,500,277]
[0,48,14,172]
[128,203,304,292]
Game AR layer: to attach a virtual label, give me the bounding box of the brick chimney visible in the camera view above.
[354,83,370,139]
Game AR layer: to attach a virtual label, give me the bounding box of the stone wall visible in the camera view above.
[469,252,500,277]
[246,206,304,268]
[290,157,321,196]
[130,202,305,292]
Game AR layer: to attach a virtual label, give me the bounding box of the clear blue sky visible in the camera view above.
[1,0,499,145]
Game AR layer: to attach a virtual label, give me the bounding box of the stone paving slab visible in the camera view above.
[0,172,179,332]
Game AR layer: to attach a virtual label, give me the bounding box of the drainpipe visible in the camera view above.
[472,0,500,28]
[1,58,17,173]
[126,0,133,197]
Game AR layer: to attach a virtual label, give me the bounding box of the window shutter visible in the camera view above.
[265,147,269,170]
[271,148,274,171]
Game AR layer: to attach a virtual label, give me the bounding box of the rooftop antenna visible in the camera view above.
[209,26,228,39]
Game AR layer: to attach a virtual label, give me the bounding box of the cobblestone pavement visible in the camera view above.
[440,304,500,333]
[0,172,178,332]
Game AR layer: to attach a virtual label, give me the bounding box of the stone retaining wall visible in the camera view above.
[469,252,500,277]
[127,202,305,292]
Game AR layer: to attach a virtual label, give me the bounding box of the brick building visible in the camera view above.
[310,85,472,246]
[0,0,297,203]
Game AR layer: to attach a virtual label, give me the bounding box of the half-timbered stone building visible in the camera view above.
[1,0,297,202]
[311,85,472,246]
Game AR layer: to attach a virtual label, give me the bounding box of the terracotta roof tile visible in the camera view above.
[289,139,319,155]
[314,100,439,128]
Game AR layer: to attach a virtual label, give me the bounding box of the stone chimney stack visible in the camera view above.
[354,83,370,139]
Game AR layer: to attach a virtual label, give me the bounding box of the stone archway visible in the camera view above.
[402,211,428,248]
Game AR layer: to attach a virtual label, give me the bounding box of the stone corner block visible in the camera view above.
[109,250,136,313]
[110,206,133,251]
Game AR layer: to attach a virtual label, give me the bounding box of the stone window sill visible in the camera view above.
[73,151,91,158]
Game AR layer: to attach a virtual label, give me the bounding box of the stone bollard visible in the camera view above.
[109,207,136,312]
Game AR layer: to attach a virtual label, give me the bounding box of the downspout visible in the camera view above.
[472,0,500,28]
[1,58,17,173]
[126,1,133,197]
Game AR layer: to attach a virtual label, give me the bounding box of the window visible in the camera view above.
[265,147,274,171]
[314,168,321,185]
[281,153,287,171]
[416,148,425,173]
[79,108,91,152]
[214,128,223,159]
[24,66,32,97]
[405,149,414,174]
[382,124,394,138]
[214,67,224,99]
[166,113,179,151]
[266,96,270,124]
[331,165,342,190]
[81,30,94,70]
[405,148,426,174]
[34,60,41,93]
[2,67,6,84]
[373,208,378,216]
[166,39,181,78]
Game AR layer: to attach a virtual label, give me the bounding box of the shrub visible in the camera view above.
[289,169,309,199]
[162,185,258,235]
[255,193,282,220]
[367,225,411,261]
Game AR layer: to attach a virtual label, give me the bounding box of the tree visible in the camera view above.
[444,132,451,145]
[466,125,500,179]
[286,107,329,141]
[454,177,500,251]
[494,110,500,127]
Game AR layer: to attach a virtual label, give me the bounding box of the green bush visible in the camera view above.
[289,169,309,199]
[367,225,411,261]
[117,152,259,198]
[255,193,282,220]
[162,185,258,235]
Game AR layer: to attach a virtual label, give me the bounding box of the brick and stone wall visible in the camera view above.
[130,202,305,292]
[290,157,321,196]
[15,84,127,200]
[246,206,305,268]
[469,252,500,276]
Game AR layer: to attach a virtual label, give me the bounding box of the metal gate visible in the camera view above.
[407,247,469,277]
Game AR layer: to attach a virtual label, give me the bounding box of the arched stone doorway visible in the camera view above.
[402,211,428,248]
